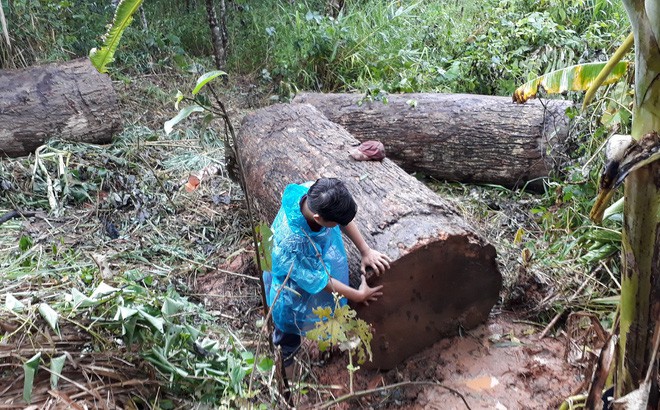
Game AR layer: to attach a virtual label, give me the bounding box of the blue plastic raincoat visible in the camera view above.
[263,183,349,335]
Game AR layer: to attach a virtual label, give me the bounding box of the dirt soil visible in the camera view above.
[303,314,584,409]
[196,258,586,409]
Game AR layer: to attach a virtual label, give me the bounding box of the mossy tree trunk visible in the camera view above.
[616,0,660,400]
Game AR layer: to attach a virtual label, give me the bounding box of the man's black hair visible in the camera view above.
[306,178,357,226]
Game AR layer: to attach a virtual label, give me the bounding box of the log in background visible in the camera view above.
[238,103,502,369]
[0,58,122,157]
[293,92,572,190]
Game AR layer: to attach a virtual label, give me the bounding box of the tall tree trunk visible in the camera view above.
[616,0,660,401]
[205,0,226,69]
[218,0,228,54]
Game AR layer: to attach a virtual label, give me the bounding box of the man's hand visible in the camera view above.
[360,248,391,276]
[358,274,383,306]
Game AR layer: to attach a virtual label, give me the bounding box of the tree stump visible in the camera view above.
[237,103,502,369]
[0,58,122,157]
[293,92,572,190]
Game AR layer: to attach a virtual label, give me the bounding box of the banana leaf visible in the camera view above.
[513,61,630,103]
[89,0,144,74]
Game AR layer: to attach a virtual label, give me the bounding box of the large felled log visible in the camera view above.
[0,58,122,157]
[238,103,502,370]
[293,92,572,190]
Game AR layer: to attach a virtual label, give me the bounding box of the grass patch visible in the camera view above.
[0,123,280,407]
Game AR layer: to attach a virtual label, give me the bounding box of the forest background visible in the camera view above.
[0,0,635,408]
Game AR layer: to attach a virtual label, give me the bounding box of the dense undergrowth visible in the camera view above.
[0,0,634,407]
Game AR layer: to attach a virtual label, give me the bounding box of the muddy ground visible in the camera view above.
[307,316,584,409]
[196,251,593,410]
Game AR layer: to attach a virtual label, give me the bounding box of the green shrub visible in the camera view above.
[0,0,211,74]
[227,0,629,95]
[0,0,111,68]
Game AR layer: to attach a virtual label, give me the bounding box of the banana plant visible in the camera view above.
[603,1,660,404]
[89,0,144,74]
[515,10,660,405]
[527,5,660,408]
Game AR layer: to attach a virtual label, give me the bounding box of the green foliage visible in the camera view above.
[229,0,628,95]
[306,293,373,365]
[89,0,144,73]
[165,70,230,137]
[90,279,269,402]
[1,0,210,73]
[165,105,206,135]
[3,0,629,90]
[0,0,112,68]
[50,354,67,389]
[18,235,32,252]
[193,70,228,94]
[256,223,273,272]
[22,353,41,403]
[9,273,268,405]
[112,1,212,74]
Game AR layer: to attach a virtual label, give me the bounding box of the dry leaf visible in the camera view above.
[185,175,200,192]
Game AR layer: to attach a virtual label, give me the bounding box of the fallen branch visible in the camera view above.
[314,380,472,409]
[0,209,37,225]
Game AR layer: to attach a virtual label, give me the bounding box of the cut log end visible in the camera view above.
[355,235,500,370]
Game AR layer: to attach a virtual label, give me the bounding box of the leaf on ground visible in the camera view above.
[5,294,25,312]
[137,308,165,333]
[23,352,41,403]
[38,303,60,336]
[50,354,66,389]
[90,282,119,300]
[71,288,97,308]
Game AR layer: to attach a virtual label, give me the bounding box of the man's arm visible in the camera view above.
[341,221,391,275]
[325,276,383,306]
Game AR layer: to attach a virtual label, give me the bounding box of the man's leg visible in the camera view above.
[273,327,301,381]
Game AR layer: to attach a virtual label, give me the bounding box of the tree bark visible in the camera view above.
[205,0,226,69]
[218,0,228,54]
[293,92,572,190]
[0,58,122,158]
[238,103,502,370]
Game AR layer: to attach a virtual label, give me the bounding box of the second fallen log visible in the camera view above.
[293,92,572,190]
[0,58,122,158]
[237,103,502,370]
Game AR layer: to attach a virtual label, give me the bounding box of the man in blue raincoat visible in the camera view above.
[263,177,391,379]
